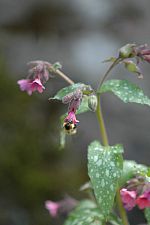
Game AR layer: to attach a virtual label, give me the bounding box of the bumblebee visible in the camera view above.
[63,121,77,135]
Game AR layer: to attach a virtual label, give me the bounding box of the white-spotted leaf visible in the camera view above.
[88,141,123,218]
[64,200,122,225]
[64,200,104,225]
[98,79,150,106]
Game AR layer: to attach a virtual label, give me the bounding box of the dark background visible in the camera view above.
[0,0,150,224]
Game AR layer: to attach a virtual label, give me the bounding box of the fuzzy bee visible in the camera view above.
[63,121,77,135]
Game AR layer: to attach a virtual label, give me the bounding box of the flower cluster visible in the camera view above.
[62,89,83,134]
[17,61,52,95]
[120,177,150,211]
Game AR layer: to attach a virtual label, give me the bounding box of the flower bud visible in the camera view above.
[119,44,136,59]
[124,60,143,78]
[88,94,98,112]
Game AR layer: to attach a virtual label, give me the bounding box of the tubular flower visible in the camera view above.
[63,89,83,135]
[31,78,45,93]
[120,188,137,211]
[136,190,150,209]
[17,78,45,95]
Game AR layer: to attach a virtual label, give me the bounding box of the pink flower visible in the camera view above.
[17,78,45,95]
[45,200,60,217]
[120,188,137,210]
[136,190,150,209]
[31,78,45,93]
[64,111,79,125]
[17,79,33,95]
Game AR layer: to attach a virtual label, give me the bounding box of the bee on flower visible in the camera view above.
[62,89,83,135]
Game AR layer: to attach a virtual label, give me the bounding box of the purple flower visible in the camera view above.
[120,188,137,210]
[31,78,45,93]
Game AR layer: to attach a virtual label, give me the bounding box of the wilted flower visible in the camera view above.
[136,190,150,209]
[134,44,150,63]
[120,188,137,210]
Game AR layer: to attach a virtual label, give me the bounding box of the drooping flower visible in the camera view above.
[31,78,45,93]
[45,200,60,217]
[62,89,83,134]
[17,79,33,95]
[17,61,52,95]
[120,188,137,210]
[17,78,45,95]
[136,190,150,209]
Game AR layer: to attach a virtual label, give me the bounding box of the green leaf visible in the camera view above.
[119,160,148,187]
[50,83,85,100]
[64,200,104,225]
[88,141,123,218]
[98,79,150,106]
[76,95,90,114]
[145,208,150,225]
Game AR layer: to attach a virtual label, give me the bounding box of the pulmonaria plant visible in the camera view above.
[18,44,150,225]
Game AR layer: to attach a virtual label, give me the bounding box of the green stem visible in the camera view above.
[116,190,129,225]
[96,94,108,146]
[96,59,129,225]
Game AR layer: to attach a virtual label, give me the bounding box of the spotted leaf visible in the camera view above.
[64,200,104,225]
[88,141,123,218]
[98,79,150,106]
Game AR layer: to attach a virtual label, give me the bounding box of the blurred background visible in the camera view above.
[0,0,150,224]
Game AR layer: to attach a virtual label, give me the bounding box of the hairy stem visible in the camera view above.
[56,69,74,85]
[52,68,74,85]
